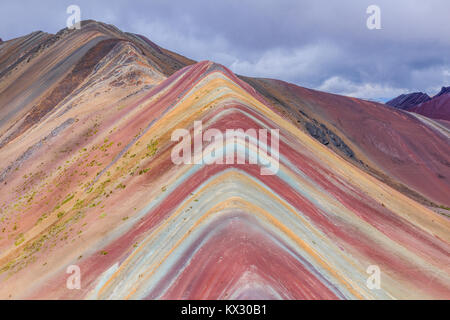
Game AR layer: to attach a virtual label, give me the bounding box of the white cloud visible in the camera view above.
[228,44,341,80]
[444,69,450,81]
[130,18,233,65]
[317,76,408,100]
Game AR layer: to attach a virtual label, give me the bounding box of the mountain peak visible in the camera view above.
[435,86,450,97]
[385,92,430,110]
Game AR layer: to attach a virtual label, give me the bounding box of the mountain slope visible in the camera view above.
[240,77,450,207]
[0,20,194,149]
[409,93,450,121]
[0,22,449,299]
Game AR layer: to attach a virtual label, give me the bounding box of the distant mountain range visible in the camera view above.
[386,86,450,121]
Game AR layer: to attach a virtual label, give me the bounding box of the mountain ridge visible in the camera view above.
[386,86,450,121]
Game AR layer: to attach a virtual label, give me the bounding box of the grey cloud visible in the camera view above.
[0,0,449,100]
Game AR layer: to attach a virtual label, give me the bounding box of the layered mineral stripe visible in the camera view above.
[1,60,447,299]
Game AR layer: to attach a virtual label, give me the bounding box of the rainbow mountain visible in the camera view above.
[0,21,449,299]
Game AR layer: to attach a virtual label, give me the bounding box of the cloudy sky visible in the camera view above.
[1,0,449,101]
